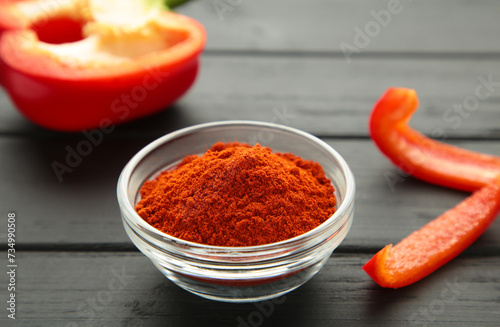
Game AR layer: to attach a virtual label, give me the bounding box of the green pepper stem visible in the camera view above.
[165,0,194,9]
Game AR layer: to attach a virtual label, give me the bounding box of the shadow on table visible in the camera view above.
[364,257,470,325]
[13,103,196,183]
[119,279,312,327]
[5,102,198,138]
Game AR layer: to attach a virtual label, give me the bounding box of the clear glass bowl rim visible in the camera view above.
[117,120,355,254]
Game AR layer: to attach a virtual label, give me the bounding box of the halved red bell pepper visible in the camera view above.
[0,0,29,33]
[363,176,500,288]
[370,88,500,192]
[0,0,205,131]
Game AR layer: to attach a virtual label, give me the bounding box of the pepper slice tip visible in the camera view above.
[362,244,396,288]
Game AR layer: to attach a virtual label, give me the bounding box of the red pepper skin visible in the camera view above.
[363,177,500,288]
[370,88,500,192]
[0,3,206,131]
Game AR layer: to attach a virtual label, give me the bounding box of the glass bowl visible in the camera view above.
[117,121,355,302]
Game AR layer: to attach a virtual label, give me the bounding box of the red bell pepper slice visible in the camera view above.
[0,0,205,131]
[370,88,500,192]
[363,176,500,288]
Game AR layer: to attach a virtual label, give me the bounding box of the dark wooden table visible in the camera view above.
[2,1,500,326]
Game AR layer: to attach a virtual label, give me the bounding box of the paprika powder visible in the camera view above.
[136,142,337,246]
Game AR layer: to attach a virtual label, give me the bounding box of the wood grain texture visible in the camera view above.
[1,252,498,327]
[176,0,500,53]
[1,137,499,250]
[1,57,499,137]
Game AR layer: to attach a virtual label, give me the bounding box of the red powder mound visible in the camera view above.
[136,142,336,246]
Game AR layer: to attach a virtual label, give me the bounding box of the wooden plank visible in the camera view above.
[1,252,499,326]
[1,56,499,138]
[2,137,499,250]
[176,0,500,53]
[0,137,153,245]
